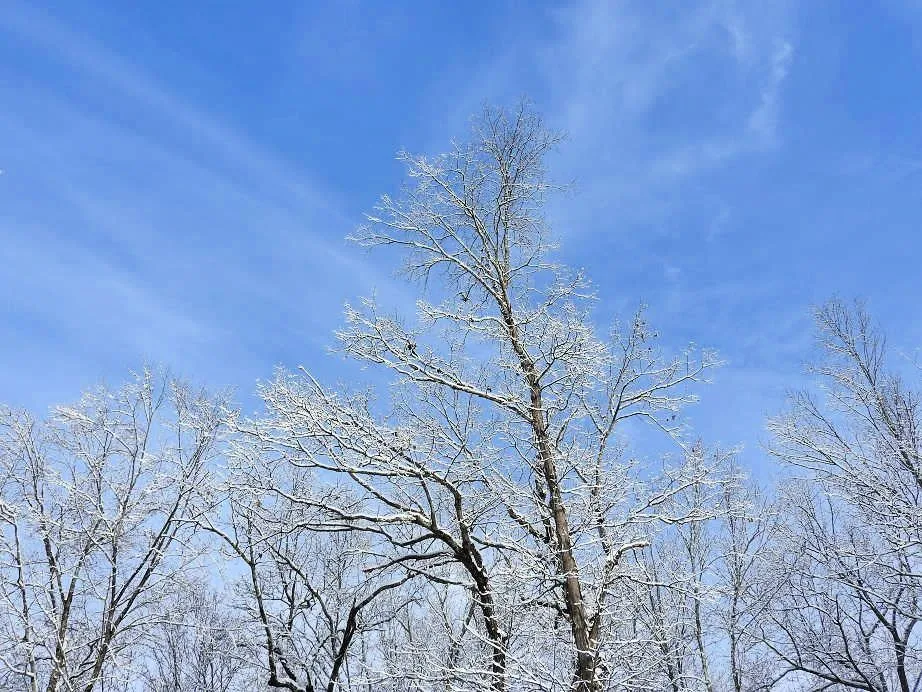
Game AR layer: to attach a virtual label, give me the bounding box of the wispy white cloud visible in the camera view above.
[392,1,797,251]
[747,40,794,146]
[540,0,797,205]
[0,2,413,406]
[0,3,343,219]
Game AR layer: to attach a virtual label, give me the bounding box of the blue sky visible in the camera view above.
[2,1,921,474]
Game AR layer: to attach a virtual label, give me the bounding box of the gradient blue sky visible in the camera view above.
[2,1,921,473]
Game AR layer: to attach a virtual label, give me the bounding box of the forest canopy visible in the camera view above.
[1,105,919,692]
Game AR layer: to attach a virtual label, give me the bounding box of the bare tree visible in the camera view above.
[238,103,719,691]
[202,444,422,692]
[711,473,778,692]
[620,447,773,692]
[753,482,921,692]
[140,583,256,692]
[0,369,225,692]
[763,300,922,692]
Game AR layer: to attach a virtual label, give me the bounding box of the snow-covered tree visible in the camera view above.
[763,301,922,692]
[202,444,423,692]
[234,103,720,691]
[0,369,225,692]
[140,583,256,692]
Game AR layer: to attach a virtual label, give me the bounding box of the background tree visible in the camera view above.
[140,583,256,692]
[0,369,225,692]
[203,442,422,692]
[711,473,778,692]
[763,300,922,692]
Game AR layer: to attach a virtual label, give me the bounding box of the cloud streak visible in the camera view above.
[0,2,414,408]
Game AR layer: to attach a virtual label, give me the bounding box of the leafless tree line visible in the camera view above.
[1,105,918,692]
